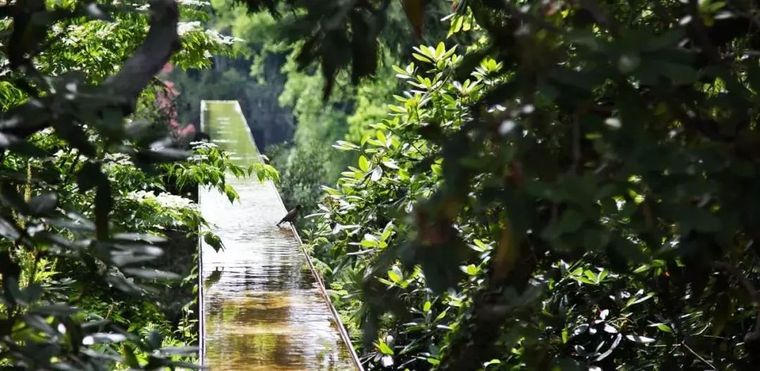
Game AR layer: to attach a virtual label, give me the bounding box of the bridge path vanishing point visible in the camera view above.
[197,100,361,370]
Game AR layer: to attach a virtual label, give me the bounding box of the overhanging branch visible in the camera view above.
[103,0,180,114]
[0,0,180,141]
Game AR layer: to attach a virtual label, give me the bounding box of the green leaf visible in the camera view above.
[431,163,442,175]
[649,323,673,333]
[656,60,699,84]
[460,264,480,276]
[361,234,379,248]
[333,140,359,151]
[375,340,394,355]
[224,183,239,203]
[376,130,387,147]
[358,155,370,172]
[380,222,394,241]
[483,359,502,367]
[388,266,403,283]
[542,209,585,240]
[423,301,432,313]
[204,233,225,252]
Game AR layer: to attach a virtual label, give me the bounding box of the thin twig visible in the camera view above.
[681,341,717,370]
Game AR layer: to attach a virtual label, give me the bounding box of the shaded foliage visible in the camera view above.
[251,0,760,369]
[0,0,276,368]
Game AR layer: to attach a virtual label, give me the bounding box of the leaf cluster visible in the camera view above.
[300,1,760,369]
[0,0,265,368]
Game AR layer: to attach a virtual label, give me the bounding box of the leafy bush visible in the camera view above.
[308,49,505,370]
[0,0,277,368]
[304,14,760,368]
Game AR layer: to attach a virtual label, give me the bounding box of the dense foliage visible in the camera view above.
[245,0,760,370]
[4,0,760,370]
[173,0,455,226]
[0,0,275,368]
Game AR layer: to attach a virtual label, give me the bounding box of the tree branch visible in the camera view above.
[0,0,180,141]
[103,0,179,115]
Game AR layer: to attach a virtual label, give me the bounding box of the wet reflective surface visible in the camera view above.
[199,101,359,370]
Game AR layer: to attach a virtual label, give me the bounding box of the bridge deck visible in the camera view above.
[198,101,360,370]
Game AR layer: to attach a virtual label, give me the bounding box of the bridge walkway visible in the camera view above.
[198,100,361,370]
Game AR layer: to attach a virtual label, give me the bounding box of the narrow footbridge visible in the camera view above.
[197,100,361,370]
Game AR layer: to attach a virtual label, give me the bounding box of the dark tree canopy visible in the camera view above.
[244,0,760,369]
[0,0,277,368]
